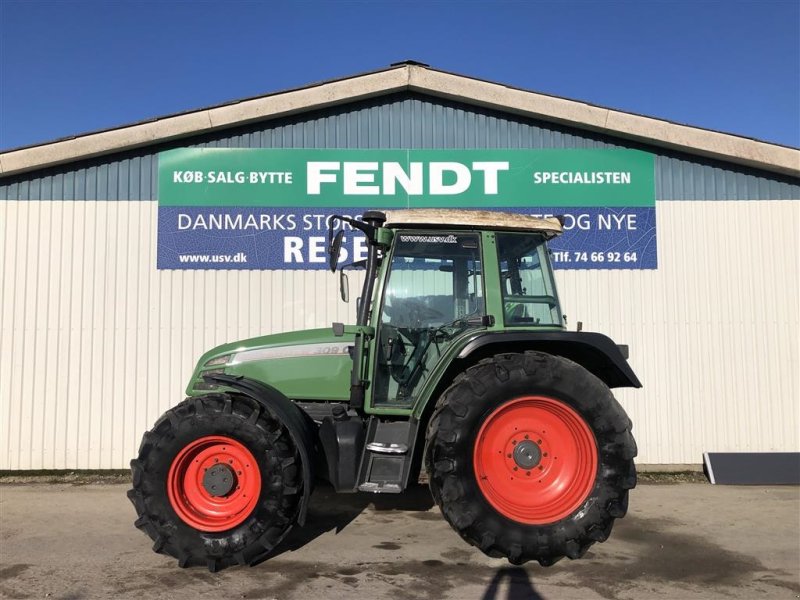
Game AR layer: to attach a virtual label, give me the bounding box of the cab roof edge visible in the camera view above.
[381,209,563,237]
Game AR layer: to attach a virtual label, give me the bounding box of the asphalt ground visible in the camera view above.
[0,481,798,600]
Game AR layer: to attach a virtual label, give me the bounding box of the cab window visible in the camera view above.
[496,232,562,326]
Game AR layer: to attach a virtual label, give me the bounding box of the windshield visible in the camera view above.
[373,232,484,407]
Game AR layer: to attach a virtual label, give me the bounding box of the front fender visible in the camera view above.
[204,374,316,526]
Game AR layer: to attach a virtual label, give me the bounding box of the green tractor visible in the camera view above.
[129,209,639,571]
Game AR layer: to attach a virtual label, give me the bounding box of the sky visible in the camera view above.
[0,0,798,151]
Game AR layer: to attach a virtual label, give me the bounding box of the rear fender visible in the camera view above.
[456,331,642,389]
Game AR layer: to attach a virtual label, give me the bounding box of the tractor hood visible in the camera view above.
[188,328,355,402]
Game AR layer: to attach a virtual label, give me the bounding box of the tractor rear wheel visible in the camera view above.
[128,393,303,571]
[426,351,636,566]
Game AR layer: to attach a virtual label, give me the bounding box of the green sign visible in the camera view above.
[159,148,654,207]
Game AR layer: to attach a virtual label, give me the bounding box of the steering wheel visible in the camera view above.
[406,300,444,327]
[385,298,444,328]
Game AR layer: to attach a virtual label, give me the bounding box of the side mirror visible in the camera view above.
[340,271,349,303]
[329,230,344,273]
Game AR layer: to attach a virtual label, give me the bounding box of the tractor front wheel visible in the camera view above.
[128,393,303,571]
[426,351,636,566]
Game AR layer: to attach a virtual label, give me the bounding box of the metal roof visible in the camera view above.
[1,62,797,179]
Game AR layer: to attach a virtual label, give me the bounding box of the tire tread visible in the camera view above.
[128,393,302,571]
[426,351,637,566]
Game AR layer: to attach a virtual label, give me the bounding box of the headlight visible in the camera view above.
[193,368,225,392]
[204,354,232,367]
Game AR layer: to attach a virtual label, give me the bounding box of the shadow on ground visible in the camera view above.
[481,567,545,600]
[269,482,435,559]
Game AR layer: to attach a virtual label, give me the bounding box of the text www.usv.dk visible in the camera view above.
[178,252,248,264]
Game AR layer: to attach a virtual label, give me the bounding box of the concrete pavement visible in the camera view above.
[0,482,798,599]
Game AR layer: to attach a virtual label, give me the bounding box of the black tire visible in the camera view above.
[128,393,303,571]
[426,351,637,566]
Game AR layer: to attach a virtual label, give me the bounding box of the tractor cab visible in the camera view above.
[327,209,566,411]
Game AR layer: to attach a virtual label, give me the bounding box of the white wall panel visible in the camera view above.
[0,201,360,469]
[1,199,798,468]
[555,200,799,464]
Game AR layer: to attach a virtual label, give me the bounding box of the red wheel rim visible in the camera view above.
[167,436,261,532]
[473,396,598,525]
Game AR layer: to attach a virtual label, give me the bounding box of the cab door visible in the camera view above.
[369,231,485,410]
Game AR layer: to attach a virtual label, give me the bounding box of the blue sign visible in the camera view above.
[157,206,656,270]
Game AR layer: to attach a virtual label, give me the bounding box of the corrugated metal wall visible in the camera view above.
[559,200,799,463]
[1,92,799,469]
[3,94,799,202]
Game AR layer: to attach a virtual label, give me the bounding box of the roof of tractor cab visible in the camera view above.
[382,209,563,237]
